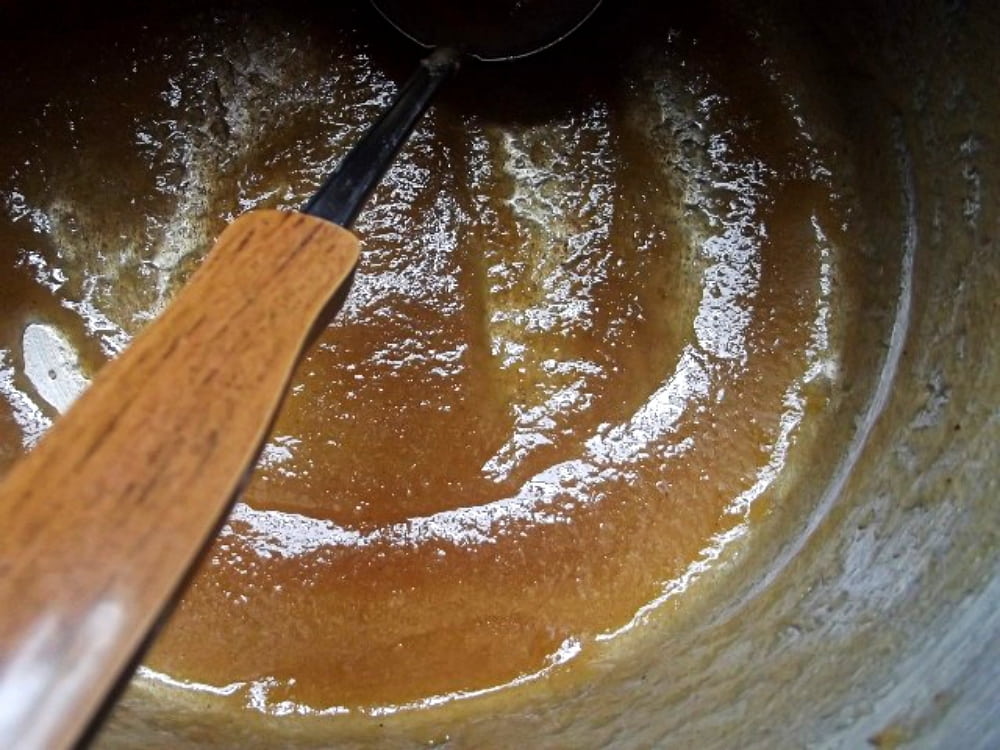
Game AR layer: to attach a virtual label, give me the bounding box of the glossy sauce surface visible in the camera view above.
[0,3,847,717]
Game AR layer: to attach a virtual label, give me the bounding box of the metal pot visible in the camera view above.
[0,0,995,746]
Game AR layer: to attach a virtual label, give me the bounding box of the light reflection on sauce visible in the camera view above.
[0,4,844,718]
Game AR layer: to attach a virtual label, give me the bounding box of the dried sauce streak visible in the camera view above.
[0,3,846,717]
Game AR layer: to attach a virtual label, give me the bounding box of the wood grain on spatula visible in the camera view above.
[0,209,358,750]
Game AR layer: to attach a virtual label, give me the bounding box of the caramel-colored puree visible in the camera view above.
[0,3,846,717]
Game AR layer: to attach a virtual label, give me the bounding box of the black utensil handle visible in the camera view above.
[303,47,460,228]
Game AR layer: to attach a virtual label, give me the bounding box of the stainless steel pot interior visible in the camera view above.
[0,0,996,747]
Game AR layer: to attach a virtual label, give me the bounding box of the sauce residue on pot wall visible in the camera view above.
[0,3,848,717]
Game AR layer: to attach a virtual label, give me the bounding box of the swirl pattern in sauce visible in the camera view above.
[0,4,846,718]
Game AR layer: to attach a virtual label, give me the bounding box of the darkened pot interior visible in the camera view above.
[0,0,996,747]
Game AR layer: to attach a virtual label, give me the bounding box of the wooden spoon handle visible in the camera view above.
[0,209,358,750]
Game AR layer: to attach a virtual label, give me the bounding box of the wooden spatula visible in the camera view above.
[0,47,459,750]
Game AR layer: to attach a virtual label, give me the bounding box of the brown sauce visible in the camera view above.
[0,2,849,719]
